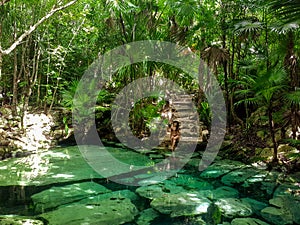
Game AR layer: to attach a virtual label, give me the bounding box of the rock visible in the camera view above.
[221,168,258,186]
[241,198,268,216]
[40,191,139,225]
[273,183,300,198]
[255,147,273,160]
[170,174,213,190]
[242,171,269,188]
[136,185,165,200]
[260,181,277,196]
[31,182,111,213]
[200,160,247,179]
[259,171,283,196]
[267,195,300,224]
[231,218,270,225]
[0,110,72,158]
[78,189,139,205]
[214,198,253,218]
[150,192,211,217]
[187,158,201,168]
[251,161,268,170]
[148,154,164,159]
[196,189,214,199]
[0,216,43,225]
[211,186,239,199]
[136,208,160,225]
[261,207,293,225]
[277,144,297,153]
[136,180,186,200]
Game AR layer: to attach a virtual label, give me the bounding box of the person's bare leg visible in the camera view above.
[170,137,175,151]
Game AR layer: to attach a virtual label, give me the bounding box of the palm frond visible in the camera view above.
[270,0,300,23]
[270,22,299,34]
[285,90,300,107]
[234,20,263,35]
[235,97,259,107]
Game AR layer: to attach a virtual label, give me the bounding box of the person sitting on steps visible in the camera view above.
[170,121,180,151]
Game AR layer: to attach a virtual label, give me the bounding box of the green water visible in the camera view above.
[0,143,299,225]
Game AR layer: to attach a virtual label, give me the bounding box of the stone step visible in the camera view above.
[171,94,194,99]
[172,101,194,105]
[172,99,193,103]
[173,111,195,117]
[159,137,201,144]
[180,128,201,133]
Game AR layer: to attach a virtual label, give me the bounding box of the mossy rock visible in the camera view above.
[255,147,273,160]
[277,144,297,153]
[0,217,43,225]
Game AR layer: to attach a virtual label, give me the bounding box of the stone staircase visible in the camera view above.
[159,93,204,149]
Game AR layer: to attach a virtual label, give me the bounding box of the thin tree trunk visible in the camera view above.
[0,18,2,81]
[221,25,229,126]
[12,20,18,115]
[268,106,278,162]
[285,31,298,139]
[0,51,2,85]
[291,108,297,139]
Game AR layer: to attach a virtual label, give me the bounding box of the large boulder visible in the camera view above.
[214,198,253,218]
[199,160,247,179]
[231,218,270,225]
[136,208,160,225]
[261,195,300,225]
[221,168,258,186]
[31,182,111,213]
[150,192,211,217]
[169,174,213,190]
[136,185,166,200]
[241,198,268,216]
[261,207,293,225]
[136,180,186,200]
[211,186,239,199]
[39,190,139,225]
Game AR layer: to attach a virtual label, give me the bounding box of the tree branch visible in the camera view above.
[0,0,10,6]
[0,0,77,55]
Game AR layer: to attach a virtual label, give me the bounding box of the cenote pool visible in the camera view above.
[0,142,299,225]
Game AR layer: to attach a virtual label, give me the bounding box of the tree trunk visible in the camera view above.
[0,51,2,84]
[12,20,18,115]
[0,18,2,82]
[268,106,278,162]
[284,31,298,139]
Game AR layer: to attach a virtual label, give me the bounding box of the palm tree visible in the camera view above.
[270,0,300,23]
[269,1,300,139]
[235,68,287,162]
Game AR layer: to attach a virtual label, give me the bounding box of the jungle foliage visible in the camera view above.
[0,0,300,163]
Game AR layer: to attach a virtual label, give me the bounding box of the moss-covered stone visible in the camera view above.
[0,216,43,225]
[31,182,111,213]
[40,191,139,225]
